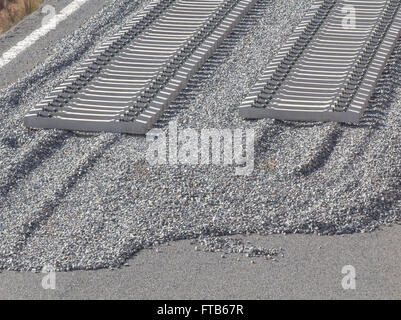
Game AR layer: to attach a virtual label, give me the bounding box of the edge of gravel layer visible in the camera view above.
[0,0,400,272]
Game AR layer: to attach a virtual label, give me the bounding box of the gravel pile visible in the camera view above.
[192,236,284,260]
[0,0,400,271]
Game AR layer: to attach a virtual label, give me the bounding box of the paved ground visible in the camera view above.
[0,0,400,299]
[0,225,400,299]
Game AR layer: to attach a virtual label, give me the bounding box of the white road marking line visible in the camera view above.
[0,0,91,69]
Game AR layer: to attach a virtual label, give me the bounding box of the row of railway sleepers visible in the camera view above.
[123,0,258,133]
[63,0,226,133]
[238,0,330,117]
[24,0,257,134]
[25,0,176,124]
[239,0,401,123]
[265,0,388,121]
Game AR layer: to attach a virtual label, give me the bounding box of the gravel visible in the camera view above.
[0,0,400,271]
[191,236,284,260]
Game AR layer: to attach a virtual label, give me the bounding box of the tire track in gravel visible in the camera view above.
[0,133,120,264]
[11,135,120,256]
[293,125,344,177]
[294,36,401,179]
[0,132,70,197]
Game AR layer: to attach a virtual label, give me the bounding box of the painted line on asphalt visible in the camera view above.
[0,0,91,69]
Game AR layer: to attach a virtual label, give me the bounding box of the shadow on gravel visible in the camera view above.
[0,132,70,198]
[293,126,343,177]
[11,135,120,255]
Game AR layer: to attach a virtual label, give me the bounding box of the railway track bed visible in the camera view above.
[24,0,257,134]
[23,0,401,132]
[239,0,401,123]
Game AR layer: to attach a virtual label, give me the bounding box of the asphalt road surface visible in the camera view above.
[0,225,400,299]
